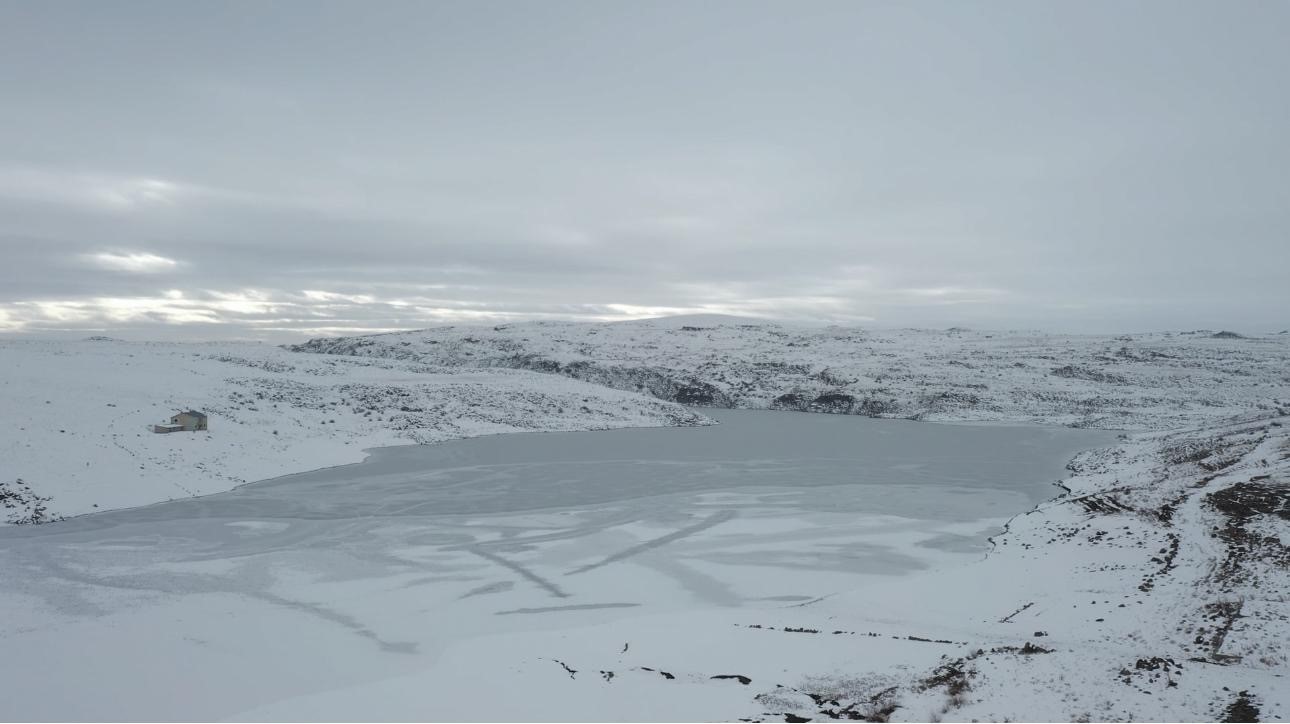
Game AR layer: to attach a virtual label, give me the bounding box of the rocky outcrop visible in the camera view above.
[1050,365,1130,385]
[769,391,900,417]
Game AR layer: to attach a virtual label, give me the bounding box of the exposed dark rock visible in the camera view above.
[811,393,856,414]
[1051,365,1130,385]
[1206,482,1290,584]
[1,478,60,525]
[675,382,726,406]
[549,658,577,679]
[1221,690,1261,722]
[772,393,808,410]
[854,397,897,417]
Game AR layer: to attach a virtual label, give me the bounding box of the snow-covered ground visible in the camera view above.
[2,320,1288,721]
[0,338,705,520]
[291,318,1290,430]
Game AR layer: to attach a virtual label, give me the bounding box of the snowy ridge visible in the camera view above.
[291,320,1290,431]
[0,339,707,520]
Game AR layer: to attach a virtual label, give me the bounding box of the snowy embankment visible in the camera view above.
[732,412,1290,722]
[290,317,1290,431]
[0,339,706,521]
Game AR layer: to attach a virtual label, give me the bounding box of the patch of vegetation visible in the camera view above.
[1118,657,1182,691]
[917,658,975,717]
[1050,365,1129,385]
[1206,483,1290,585]
[1220,690,1261,723]
[1,478,61,525]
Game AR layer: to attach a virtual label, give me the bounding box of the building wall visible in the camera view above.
[173,413,207,431]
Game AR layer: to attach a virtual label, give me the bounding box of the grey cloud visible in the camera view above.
[1,0,1287,340]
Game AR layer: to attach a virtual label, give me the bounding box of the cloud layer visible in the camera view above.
[2,1,1287,341]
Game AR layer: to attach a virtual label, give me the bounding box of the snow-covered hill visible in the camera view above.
[0,339,707,520]
[290,320,1290,431]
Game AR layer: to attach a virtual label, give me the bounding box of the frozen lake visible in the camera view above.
[5,409,1115,530]
[0,411,1115,720]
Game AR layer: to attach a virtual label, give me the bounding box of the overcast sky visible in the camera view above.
[1,0,1287,341]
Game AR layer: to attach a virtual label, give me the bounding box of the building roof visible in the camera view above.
[178,410,207,419]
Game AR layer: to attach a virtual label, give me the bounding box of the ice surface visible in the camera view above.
[0,411,1113,721]
[25,410,1111,530]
